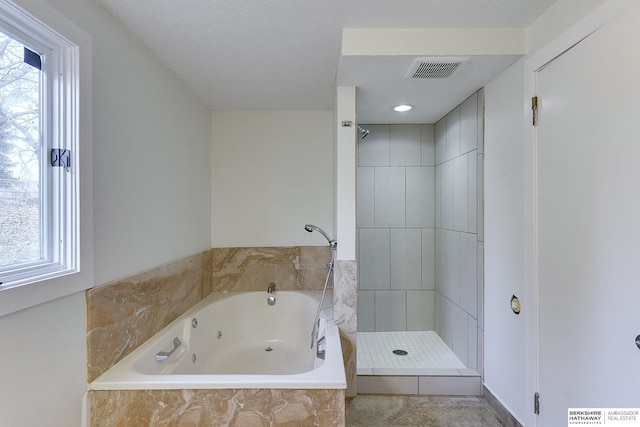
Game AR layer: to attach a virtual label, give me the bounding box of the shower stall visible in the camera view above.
[355,90,484,394]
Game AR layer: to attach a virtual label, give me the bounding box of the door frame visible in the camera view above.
[521,0,634,425]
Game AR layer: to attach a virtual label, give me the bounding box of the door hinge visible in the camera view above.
[532,96,539,126]
[534,392,540,415]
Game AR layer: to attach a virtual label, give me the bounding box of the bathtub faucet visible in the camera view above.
[267,282,277,306]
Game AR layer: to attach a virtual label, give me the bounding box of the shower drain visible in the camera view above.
[392,349,408,356]
[265,347,273,352]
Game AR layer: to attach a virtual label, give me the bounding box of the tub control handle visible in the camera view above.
[316,336,326,360]
[155,337,182,362]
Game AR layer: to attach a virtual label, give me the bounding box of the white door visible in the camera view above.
[535,3,640,425]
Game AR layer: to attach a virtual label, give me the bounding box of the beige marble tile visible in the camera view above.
[86,252,209,382]
[334,260,357,397]
[340,330,356,397]
[300,246,333,290]
[209,246,331,292]
[90,388,345,426]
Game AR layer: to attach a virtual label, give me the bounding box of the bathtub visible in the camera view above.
[90,290,346,390]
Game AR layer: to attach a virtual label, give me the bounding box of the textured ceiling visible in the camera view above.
[98,0,557,122]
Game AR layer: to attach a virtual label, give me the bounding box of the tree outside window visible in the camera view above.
[0,32,41,267]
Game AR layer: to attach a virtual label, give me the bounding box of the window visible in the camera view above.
[0,32,44,274]
[0,1,81,290]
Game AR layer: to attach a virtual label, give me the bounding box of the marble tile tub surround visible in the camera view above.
[86,245,332,382]
[334,260,357,398]
[90,388,345,426]
[86,250,213,382]
[209,246,331,293]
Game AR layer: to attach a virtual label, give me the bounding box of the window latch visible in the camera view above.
[51,149,71,171]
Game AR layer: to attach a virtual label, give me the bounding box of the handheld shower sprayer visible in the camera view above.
[304,224,337,349]
[304,224,337,250]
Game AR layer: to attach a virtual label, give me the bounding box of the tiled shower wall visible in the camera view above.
[434,90,484,371]
[356,89,484,373]
[357,124,436,332]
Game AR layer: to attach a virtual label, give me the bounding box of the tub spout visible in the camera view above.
[267,282,277,305]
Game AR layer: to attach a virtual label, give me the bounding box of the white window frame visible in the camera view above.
[0,0,92,316]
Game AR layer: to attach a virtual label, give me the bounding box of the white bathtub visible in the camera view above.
[90,291,346,390]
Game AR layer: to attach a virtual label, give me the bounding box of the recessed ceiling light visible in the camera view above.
[393,104,413,112]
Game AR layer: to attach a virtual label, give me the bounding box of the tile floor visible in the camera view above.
[345,395,506,427]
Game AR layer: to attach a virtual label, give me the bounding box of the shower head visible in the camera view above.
[357,125,370,139]
[304,224,337,249]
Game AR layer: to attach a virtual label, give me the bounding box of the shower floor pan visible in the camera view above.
[357,331,481,395]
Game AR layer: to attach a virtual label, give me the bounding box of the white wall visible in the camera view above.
[483,59,527,421]
[483,1,617,424]
[0,0,212,425]
[71,5,211,285]
[527,0,607,53]
[44,0,211,286]
[335,86,357,260]
[211,110,334,248]
[0,292,87,427]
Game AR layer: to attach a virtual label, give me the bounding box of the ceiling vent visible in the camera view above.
[405,57,469,79]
